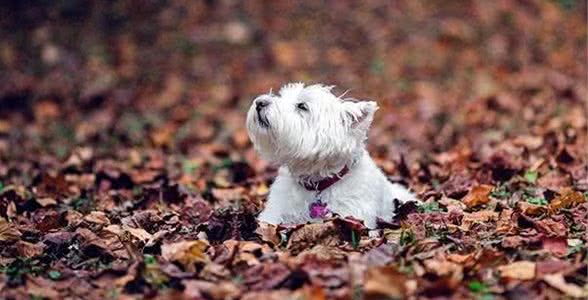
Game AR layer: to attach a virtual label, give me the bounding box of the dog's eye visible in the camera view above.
[296,103,309,111]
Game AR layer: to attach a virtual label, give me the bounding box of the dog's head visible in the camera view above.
[246,83,378,176]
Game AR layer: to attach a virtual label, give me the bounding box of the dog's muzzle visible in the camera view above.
[255,98,271,128]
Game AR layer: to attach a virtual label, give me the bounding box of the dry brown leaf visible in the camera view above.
[35,197,58,207]
[462,185,493,208]
[497,261,536,280]
[543,273,587,298]
[0,218,21,242]
[423,258,464,288]
[541,236,568,256]
[286,222,341,253]
[296,244,348,262]
[364,266,411,299]
[15,241,44,258]
[64,210,83,227]
[517,201,548,216]
[460,210,498,231]
[200,262,231,281]
[182,280,241,299]
[161,240,209,272]
[549,188,586,213]
[438,196,467,211]
[255,222,280,246]
[123,225,154,243]
[25,275,60,299]
[211,187,245,201]
[495,209,514,234]
[446,252,476,266]
[83,211,111,225]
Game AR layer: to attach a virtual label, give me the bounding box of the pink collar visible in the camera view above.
[300,165,350,192]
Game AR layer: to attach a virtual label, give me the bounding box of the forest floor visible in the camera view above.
[0,1,587,299]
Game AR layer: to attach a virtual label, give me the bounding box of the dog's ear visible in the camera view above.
[343,101,379,133]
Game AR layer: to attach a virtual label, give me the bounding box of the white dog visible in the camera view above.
[246,83,417,228]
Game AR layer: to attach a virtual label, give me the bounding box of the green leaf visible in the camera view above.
[524,170,538,184]
[351,230,359,250]
[418,201,443,213]
[491,184,510,199]
[527,196,547,206]
[468,281,487,293]
[400,229,415,246]
[144,254,156,265]
[48,270,61,280]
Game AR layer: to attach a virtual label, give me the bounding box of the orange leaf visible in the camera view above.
[462,185,493,208]
[549,188,586,213]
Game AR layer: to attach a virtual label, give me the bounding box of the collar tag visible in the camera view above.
[309,198,330,219]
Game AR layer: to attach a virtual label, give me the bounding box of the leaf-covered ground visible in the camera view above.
[0,1,587,299]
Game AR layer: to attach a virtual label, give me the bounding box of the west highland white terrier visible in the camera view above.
[246,83,417,228]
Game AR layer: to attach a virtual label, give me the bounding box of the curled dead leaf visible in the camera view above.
[255,222,280,246]
[182,279,241,299]
[286,222,341,254]
[35,197,57,207]
[541,236,568,256]
[495,209,514,234]
[543,273,587,298]
[161,240,209,272]
[517,201,548,217]
[0,217,21,242]
[462,185,493,208]
[364,266,413,299]
[549,188,586,213]
[460,210,498,231]
[122,225,154,244]
[83,211,111,226]
[497,261,535,280]
[25,275,60,299]
[423,258,463,287]
[15,241,44,258]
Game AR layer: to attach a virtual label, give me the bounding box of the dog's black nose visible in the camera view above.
[255,98,270,112]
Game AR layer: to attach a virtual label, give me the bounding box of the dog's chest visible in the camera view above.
[289,179,380,222]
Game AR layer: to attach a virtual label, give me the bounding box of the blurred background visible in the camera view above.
[0,0,586,192]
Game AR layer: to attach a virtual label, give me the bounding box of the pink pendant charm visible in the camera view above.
[309,199,329,219]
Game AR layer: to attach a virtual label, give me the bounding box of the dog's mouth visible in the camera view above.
[257,112,270,128]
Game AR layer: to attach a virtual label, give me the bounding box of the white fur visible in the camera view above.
[246,83,418,228]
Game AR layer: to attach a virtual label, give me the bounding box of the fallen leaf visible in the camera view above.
[462,185,493,208]
[286,222,341,254]
[364,266,411,299]
[25,275,60,299]
[0,217,21,242]
[423,258,463,288]
[15,241,44,258]
[549,188,586,213]
[543,273,587,298]
[161,240,209,272]
[35,197,58,207]
[495,208,514,234]
[536,260,572,275]
[517,201,548,216]
[242,262,292,290]
[541,236,568,256]
[182,279,241,299]
[255,222,280,246]
[83,211,111,225]
[498,261,536,280]
[460,210,498,231]
[123,225,154,244]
